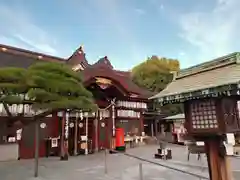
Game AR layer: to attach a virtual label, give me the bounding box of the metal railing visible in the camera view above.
[104,148,209,180]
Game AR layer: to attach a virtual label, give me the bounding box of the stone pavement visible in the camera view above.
[127,144,240,179]
[0,144,239,180]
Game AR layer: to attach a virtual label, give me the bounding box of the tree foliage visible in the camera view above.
[0,62,97,125]
[131,55,183,114]
[132,55,179,92]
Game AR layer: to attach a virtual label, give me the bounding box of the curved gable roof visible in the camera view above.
[83,58,154,99]
[0,44,153,99]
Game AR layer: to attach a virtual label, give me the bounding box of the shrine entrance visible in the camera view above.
[85,77,127,151]
[67,113,96,155]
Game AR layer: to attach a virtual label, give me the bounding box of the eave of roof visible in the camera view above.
[82,64,154,99]
[0,44,154,100]
[0,44,65,63]
[163,113,185,120]
[150,52,240,103]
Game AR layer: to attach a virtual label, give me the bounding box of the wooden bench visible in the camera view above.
[186,141,205,161]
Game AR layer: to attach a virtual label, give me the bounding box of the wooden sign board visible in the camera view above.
[184,98,240,136]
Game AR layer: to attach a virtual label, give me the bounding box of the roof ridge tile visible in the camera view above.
[177,52,239,79]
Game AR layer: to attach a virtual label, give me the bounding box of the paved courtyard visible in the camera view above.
[0,144,240,180]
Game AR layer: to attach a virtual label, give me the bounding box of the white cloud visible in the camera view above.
[178,0,240,65]
[13,34,57,55]
[0,3,59,56]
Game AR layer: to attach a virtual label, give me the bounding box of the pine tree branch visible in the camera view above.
[0,89,13,117]
[3,102,13,117]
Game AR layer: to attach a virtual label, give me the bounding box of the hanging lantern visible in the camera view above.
[79,122,83,128]
[84,112,89,117]
[101,122,105,127]
[69,122,74,128]
[40,123,47,129]
[57,112,63,117]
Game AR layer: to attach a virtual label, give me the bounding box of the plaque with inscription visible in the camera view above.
[186,98,240,136]
[190,99,218,131]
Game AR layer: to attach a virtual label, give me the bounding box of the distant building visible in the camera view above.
[163,114,186,144]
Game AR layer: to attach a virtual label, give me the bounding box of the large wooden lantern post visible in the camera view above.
[184,98,239,180]
[150,52,240,180]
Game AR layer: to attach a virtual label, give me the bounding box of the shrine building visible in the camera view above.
[0,44,154,159]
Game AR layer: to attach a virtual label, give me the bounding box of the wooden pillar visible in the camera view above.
[140,112,144,136]
[151,121,154,137]
[74,113,78,156]
[204,137,232,180]
[60,112,64,159]
[94,111,99,152]
[85,114,88,155]
[154,119,158,137]
[161,124,165,136]
[34,119,39,177]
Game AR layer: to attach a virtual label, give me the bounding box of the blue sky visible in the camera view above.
[0,0,239,70]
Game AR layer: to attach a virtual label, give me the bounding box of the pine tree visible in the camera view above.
[0,61,97,128]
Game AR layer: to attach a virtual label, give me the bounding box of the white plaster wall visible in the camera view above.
[0,143,18,161]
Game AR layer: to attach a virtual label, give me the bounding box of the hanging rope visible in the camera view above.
[97,98,116,111]
[73,98,116,115]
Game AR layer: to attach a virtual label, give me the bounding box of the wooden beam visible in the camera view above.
[74,115,78,156]
[205,137,233,180]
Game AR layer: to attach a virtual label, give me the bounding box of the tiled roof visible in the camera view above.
[83,59,154,99]
[0,44,153,99]
[0,44,65,68]
[150,52,240,101]
[67,46,89,67]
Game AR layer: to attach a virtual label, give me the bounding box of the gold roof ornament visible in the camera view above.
[80,45,84,51]
[96,77,112,85]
